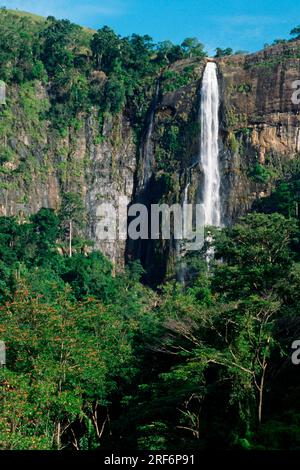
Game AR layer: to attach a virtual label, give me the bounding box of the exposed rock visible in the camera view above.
[2,40,300,274]
[217,40,300,222]
[0,82,136,266]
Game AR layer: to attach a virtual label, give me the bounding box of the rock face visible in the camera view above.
[131,41,300,281]
[217,41,300,223]
[0,83,136,267]
[1,40,300,275]
[85,112,136,267]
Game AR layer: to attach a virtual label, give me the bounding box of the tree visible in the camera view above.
[0,10,42,82]
[40,18,79,75]
[215,47,233,58]
[272,39,286,45]
[162,294,279,435]
[91,26,121,73]
[181,38,206,58]
[290,25,300,39]
[61,251,114,301]
[59,192,85,257]
[156,41,185,64]
[30,208,60,263]
[212,213,298,298]
[0,280,138,449]
[104,75,126,113]
[118,33,156,76]
[156,40,174,63]
[131,212,299,449]
[0,216,19,266]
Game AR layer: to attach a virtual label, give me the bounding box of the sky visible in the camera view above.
[3,0,300,55]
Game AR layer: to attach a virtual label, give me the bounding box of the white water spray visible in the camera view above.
[183,181,190,238]
[142,81,160,186]
[199,62,221,227]
[176,180,190,283]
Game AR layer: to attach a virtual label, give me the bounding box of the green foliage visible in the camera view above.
[155,114,200,175]
[40,17,80,76]
[0,9,45,83]
[0,10,207,140]
[161,66,196,93]
[0,201,300,450]
[215,47,233,57]
[131,211,300,449]
[213,213,297,297]
[254,159,300,217]
[91,26,121,73]
[156,41,185,64]
[227,132,239,153]
[30,208,60,263]
[290,25,300,38]
[0,284,137,449]
[181,38,206,58]
[18,81,50,133]
[236,83,252,93]
[2,8,300,453]
[225,107,248,130]
[0,207,153,450]
[137,422,168,450]
[248,162,275,183]
[104,75,126,113]
[155,120,180,172]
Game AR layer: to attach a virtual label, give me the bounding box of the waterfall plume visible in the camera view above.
[199,62,221,227]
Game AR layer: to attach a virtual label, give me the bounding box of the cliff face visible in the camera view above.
[0,82,136,267]
[85,112,136,267]
[1,40,300,274]
[218,40,300,223]
[131,40,300,280]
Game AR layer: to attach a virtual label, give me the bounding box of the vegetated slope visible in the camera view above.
[1,8,300,451]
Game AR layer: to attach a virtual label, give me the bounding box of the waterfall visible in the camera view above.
[199,62,221,227]
[183,181,190,238]
[175,241,187,284]
[142,81,160,186]
[176,180,190,284]
[175,62,222,281]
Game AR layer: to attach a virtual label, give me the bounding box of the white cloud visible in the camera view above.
[3,0,125,19]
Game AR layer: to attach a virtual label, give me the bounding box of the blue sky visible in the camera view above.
[3,0,300,55]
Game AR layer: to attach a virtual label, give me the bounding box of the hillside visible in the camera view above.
[1,8,300,452]
[1,8,300,274]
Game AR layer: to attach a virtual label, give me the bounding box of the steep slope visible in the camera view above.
[219,40,300,223]
[1,9,300,276]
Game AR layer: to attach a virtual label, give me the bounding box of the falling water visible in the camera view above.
[199,62,221,227]
[142,81,160,186]
[176,62,222,280]
[176,180,190,284]
[183,181,190,238]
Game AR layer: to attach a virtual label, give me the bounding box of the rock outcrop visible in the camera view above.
[1,40,300,276]
[0,84,136,267]
[218,40,300,222]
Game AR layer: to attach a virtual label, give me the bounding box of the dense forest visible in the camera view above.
[1,8,300,451]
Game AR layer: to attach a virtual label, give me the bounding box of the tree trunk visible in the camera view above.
[258,362,267,425]
[55,421,61,449]
[69,220,72,257]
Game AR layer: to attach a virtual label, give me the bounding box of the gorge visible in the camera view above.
[2,8,300,452]
[2,23,300,279]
